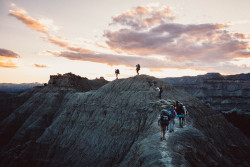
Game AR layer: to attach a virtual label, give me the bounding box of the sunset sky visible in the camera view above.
[0,0,250,83]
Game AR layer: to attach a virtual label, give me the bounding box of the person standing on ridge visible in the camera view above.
[115,69,120,79]
[158,108,170,141]
[136,64,140,75]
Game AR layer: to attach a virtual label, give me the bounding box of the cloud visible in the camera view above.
[0,48,20,68]
[47,36,93,53]
[9,4,250,74]
[105,22,250,63]
[34,64,48,68]
[0,48,20,58]
[111,4,175,30]
[59,51,172,68]
[9,9,48,33]
[9,6,92,54]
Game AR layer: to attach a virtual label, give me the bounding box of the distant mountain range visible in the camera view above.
[0,83,43,93]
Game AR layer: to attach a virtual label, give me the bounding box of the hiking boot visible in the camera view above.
[163,137,166,140]
[160,137,163,141]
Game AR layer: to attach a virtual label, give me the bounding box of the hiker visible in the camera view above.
[168,105,176,132]
[183,105,188,125]
[115,69,120,79]
[176,101,185,128]
[136,64,140,75]
[155,87,163,99]
[158,109,170,141]
[159,87,163,99]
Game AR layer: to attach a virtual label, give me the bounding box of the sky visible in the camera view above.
[0,0,250,83]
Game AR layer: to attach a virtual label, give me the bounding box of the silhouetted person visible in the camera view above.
[115,69,120,79]
[136,64,140,75]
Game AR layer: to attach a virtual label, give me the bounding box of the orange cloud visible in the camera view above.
[41,50,60,56]
[9,9,48,33]
[111,4,175,30]
[0,48,20,68]
[9,6,93,54]
[34,64,48,68]
[0,57,18,68]
[233,33,250,39]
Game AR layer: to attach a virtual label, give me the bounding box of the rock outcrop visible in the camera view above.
[0,75,249,167]
[162,73,250,138]
[48,73,109,92]
[0,73,108,122]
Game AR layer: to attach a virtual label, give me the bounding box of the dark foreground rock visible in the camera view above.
[0,75,249,167]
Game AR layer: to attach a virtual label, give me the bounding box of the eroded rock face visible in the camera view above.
[162,73,250,138]
[48,73,109,91]
[0,75,249,167]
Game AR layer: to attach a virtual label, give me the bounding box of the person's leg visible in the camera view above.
[162,125,166,139]
[160,126,164,139]
[169,120,172,132]
[179,117,181,128]
[172,118,175,132]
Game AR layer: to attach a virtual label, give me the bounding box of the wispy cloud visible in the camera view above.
[9,5,93,53]
[59,51,171,68]
[34,64,48,68]
[9,9,48,33]
[0,48,20,68]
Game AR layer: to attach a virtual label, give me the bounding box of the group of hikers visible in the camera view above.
[115,64,140,79]
[115,64,187,141]
[158,101,187,141]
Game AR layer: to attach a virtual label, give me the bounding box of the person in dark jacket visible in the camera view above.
[176,101,185,128]
[158,109,170,140]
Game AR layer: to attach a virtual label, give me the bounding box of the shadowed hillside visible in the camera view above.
[0,75,249,167]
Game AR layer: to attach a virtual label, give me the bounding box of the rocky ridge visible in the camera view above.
[0,74,249,166]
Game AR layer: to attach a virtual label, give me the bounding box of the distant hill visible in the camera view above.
[162,72,250,137]
[0,83,43,93]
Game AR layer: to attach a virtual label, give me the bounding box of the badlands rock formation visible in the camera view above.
[162,73,250,138]
[0,74,249,166]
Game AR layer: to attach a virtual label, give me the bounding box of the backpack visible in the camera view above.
[136,64,140,70]
[176,105,184,115]
[160,109,170,125]
[115,69,120,74]
[169,110,176,119]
